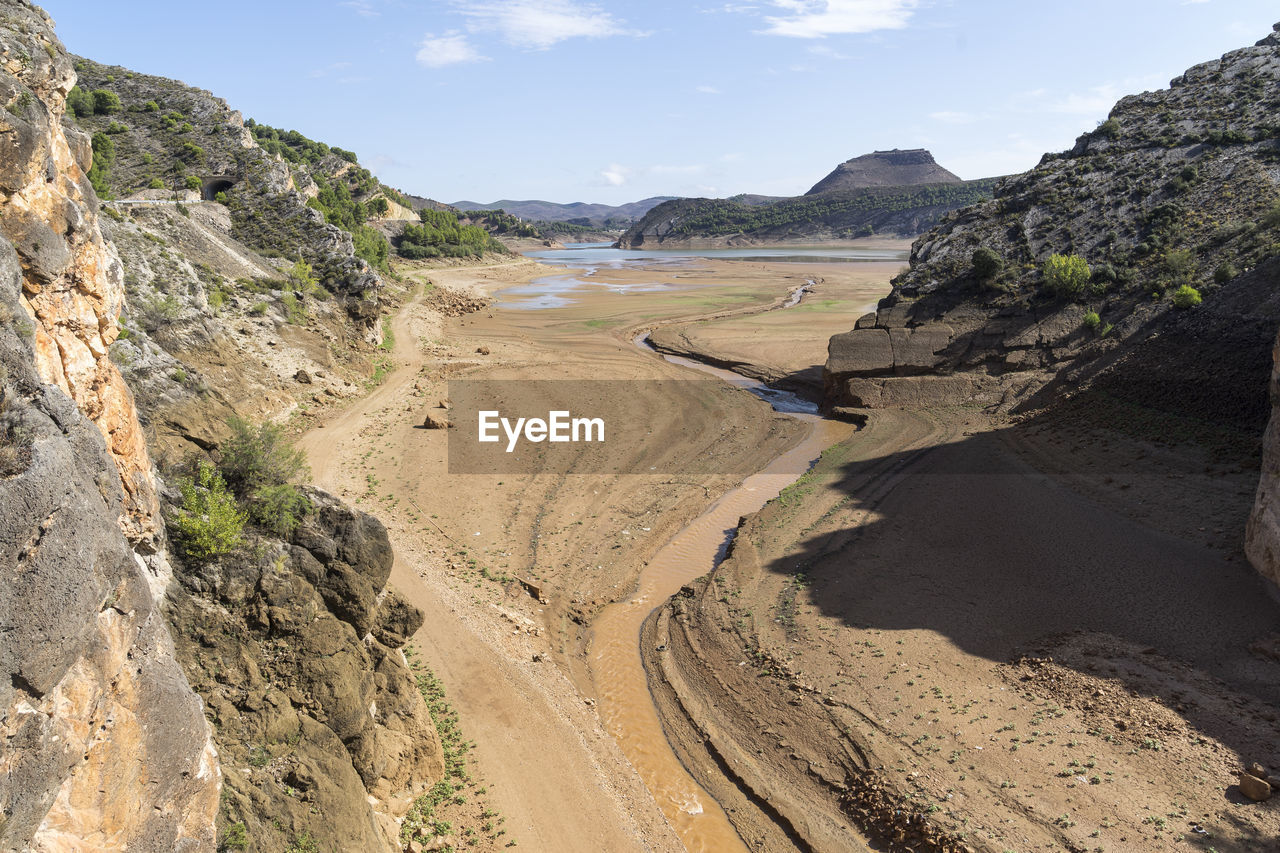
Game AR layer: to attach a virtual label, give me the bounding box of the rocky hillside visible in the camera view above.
[805,148,962,194]
[51,61,423,462]
[0,3,454,851]
[616,151,996,248]
[0,2,219,848]
[822,24,1280,588]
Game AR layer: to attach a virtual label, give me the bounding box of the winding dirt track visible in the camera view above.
[298,285,683,852]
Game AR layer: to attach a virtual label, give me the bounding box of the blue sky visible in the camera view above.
[43,1,1280,206]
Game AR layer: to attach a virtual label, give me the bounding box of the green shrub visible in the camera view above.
[1082,311,1101,330]
[1263,202,1280,229]
[170,368,187,384]
[214,191,228,204]
[1171,284,1202,309]
[66,85,94,118]
[1096,118,1121,139]
[369,197,390,217]
[148,177,164,189]
[167,460,244,562]
[280,292,305,324]
[91,89,121,115]
[246,483,311,537]
[221,821,249,851]
[218,416,309,499]
[286,259,318,291]
[971,247,1003,280]
[249,301,268,315]
[1163,248,1196,285]
[1042,253,1093,298]
[142,99,159,112]
[88,132,115,198]
[1213,261,1238,284]
[185,175,202,191]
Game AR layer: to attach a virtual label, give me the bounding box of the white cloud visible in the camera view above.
[759,0,917,39]
[458,0,633,49]
[600,164,631,186]
[696,85,721,94]
[417,32,487,68]
[340,0,380,17]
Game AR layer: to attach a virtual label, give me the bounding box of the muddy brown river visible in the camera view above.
[587,336,851,852]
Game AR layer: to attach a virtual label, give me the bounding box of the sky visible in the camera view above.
[42,1,1280,206]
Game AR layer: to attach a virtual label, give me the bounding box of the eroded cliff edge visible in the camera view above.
[0,1,218,847]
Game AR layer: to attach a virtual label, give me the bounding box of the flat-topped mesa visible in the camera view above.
[805,149,963,195]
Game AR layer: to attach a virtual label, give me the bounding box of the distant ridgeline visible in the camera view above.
[617,150,998,248]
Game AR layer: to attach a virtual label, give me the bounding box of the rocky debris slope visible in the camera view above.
[825,24,1280,418]
[0,1,218,846]
[166,489,444,852]
[99,199,376,461]
[805,149,962,195]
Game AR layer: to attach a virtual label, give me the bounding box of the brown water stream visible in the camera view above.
[587,336,851,852]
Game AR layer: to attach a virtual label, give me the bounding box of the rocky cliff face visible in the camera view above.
[166,490,444,852]
[0,3,219,848]
[805,148,963,195]
[0,3,159,542]
[825,23,1280,414]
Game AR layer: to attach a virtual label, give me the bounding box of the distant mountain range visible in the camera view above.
[448,197,678,227]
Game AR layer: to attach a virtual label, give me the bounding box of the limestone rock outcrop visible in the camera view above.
[0,0,158,541]
[0,3,220,848]
[1,231,218,852]
[166,489,444,852]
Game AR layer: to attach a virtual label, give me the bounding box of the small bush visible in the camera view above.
[147,177,164,189]
[221,821,249,851]
[214,191,228,204]
[246,483,311,537]
[185,175,202,191]
[1096,118,1121,139]
[1213,261,1238,284]
[142,99,159,112]
[1163,248,1196,285]
[66,85,94,118]
[91,89,121,115]
[1082,311,1101,330]
[218,416,309,499]
[167,460,244,562]
[281,292,305,324]
[1172,284,1202,309]
[249,301,268,315]
[1042,253,1093,299]
[971,247,1003,281]
[1263,202,1280,229]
